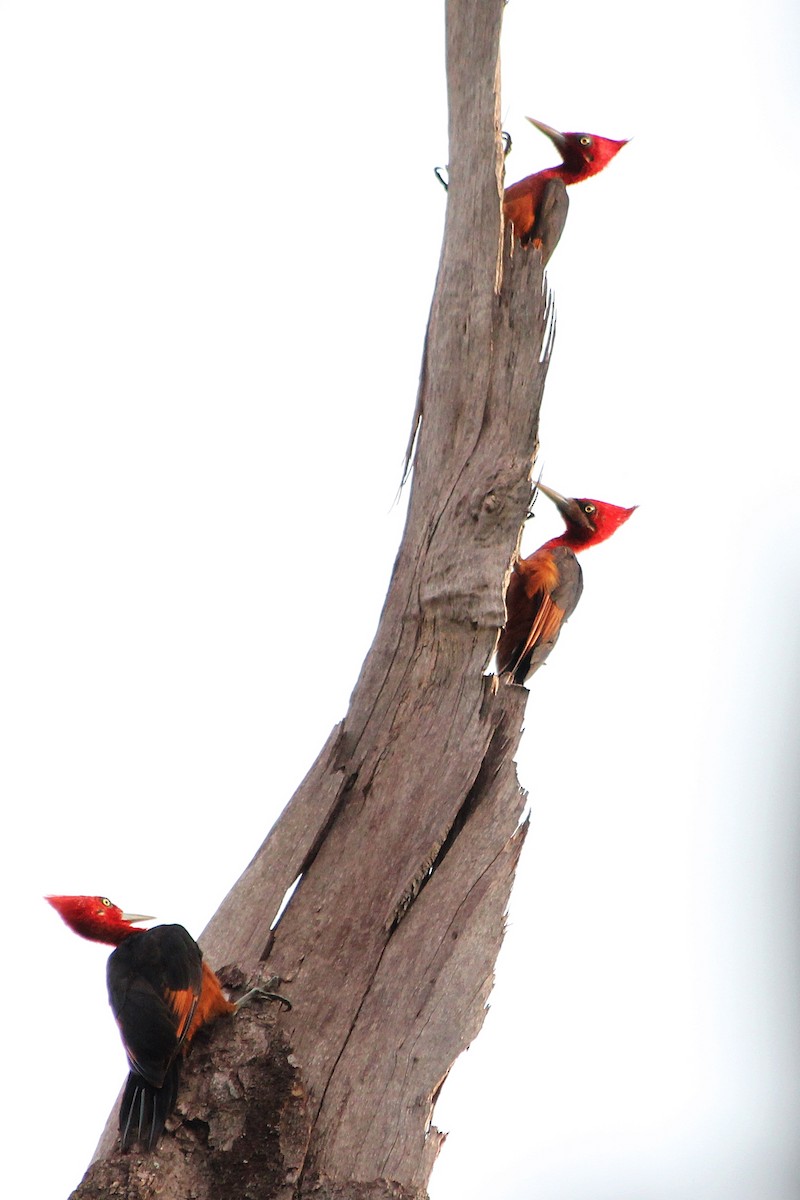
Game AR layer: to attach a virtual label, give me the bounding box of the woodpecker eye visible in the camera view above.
[583,503,596,515]
[580,136,592,146]
[101,897,112,907]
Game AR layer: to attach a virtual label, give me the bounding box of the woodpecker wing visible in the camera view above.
[531,177,569,259]
[498,546,583,682]
[107,924,203,1087]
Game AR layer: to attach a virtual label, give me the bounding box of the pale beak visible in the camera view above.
[120,912,154,924]
[534,481,593,532]
[535,481,569,508]
[525,117,568,153]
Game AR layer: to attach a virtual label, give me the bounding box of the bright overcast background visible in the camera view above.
[2,2,799,1198]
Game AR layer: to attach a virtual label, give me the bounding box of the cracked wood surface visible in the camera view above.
[74,1,556,1196]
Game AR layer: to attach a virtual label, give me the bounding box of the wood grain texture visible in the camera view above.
[74,1,557,1195]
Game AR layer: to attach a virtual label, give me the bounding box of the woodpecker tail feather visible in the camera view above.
[119,1059,181,1151]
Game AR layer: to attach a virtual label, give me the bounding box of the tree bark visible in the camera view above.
[71,1,556,1196]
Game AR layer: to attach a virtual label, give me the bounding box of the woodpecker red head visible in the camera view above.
[46,894,152,944]
[503,117,628,250]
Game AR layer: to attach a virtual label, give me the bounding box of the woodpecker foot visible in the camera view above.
[234,974,292,1013]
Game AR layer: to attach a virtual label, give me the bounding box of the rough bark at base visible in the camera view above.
[72,971,310,1199]
[72,0,555,1196]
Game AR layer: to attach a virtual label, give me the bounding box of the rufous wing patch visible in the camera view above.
[515,590,566,670]
[163,986,201,1049]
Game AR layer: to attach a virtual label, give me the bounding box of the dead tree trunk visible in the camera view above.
[71,1,555,1196]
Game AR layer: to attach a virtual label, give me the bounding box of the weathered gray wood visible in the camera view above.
[303,703,530,1189]
[73,0,556,1195]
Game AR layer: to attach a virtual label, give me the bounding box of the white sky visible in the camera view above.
[2,2,799,1197]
